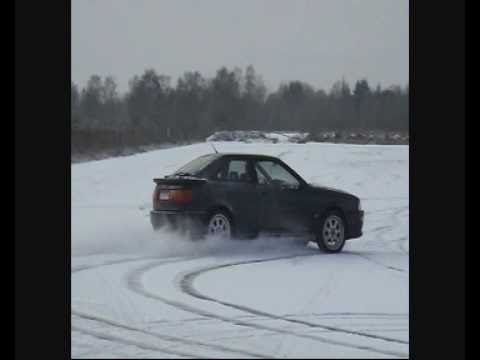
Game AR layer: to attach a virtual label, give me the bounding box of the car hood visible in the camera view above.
[308,183,356,198]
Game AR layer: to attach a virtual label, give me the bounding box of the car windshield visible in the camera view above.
[173,154,217,176]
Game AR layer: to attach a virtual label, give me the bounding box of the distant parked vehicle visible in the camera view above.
[150,153,364,252]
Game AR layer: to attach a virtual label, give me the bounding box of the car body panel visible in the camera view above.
[150,153,364,240]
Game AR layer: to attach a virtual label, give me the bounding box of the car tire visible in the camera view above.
[205,210,234,240]
[316,210,346,253]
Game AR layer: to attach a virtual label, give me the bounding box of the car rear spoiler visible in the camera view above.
[153,176,208,187]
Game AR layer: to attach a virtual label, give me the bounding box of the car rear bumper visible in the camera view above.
[346,210,364,239]
[150,210,208,233]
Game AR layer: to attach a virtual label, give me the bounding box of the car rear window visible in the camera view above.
[174,154,217,176]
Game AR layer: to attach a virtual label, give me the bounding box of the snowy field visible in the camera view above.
[72,141,409,358]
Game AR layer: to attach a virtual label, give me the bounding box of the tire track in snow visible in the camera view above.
[128,254,408,357]
[351,253,407,273]
[180,258,409,346]
[72,255,272,359]
[145,311,408,328]
[362,205,409,253]
[350,205,409,272]
[378,206,409,256]
[72,322,201,358]
[73,256,208,358]
[394,207,410,255]
[72,309,269,359]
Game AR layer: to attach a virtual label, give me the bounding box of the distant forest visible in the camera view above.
[71,65,408,155]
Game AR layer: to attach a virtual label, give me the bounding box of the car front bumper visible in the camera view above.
[346,210,364,239]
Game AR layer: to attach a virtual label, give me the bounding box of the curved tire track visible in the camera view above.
[129,254,408,357]
[72,255,271,359]
[180,258,409,346]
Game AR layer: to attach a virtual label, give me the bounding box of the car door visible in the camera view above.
[209,157,262,234]
[252,163,278,232]
[255,159,310,234]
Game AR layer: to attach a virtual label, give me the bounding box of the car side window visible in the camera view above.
[214,159,253,183]
[256,160,300,188]
[255,166,269,185]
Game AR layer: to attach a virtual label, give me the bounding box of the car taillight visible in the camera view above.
[170,189,193,204]
[153,187,160,205]
[155,188,193,204]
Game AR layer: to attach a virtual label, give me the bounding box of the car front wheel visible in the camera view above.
[316,211,346,253]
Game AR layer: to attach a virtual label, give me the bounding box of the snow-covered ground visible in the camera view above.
[72,141,409,358]
[206,131,309,143]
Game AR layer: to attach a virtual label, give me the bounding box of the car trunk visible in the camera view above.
[152,177,207,211]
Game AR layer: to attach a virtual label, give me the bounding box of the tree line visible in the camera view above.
[71,65,408,155]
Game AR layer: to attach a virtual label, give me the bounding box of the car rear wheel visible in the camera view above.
[316,211,346,253]
[206,211,233,240]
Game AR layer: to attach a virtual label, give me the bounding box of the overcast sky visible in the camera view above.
[72,0,408,94]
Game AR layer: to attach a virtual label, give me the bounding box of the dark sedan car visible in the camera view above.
[150,153,364,252]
